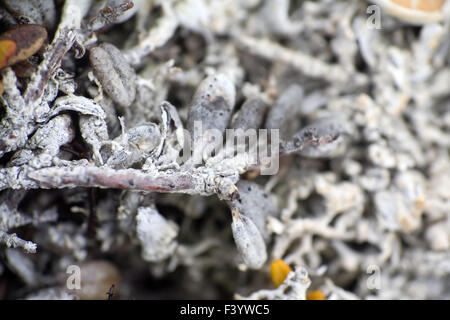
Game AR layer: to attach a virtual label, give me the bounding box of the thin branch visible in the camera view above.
[0,165,206,194]
[0,231,37,253]
[88,0,134,31]
[25,0,92,106]
[123,2,179,66]
[234,34,368,86]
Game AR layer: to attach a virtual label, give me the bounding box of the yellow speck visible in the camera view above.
[270,259,292,288]
[307,290,326,300]
[416,197,425,210]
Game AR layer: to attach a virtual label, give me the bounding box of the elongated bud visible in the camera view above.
[231,97,267,131]
[231,208,267,269]
[187,74,236,145]
[229,180,277,240]
[265,84,303,139]
[89,43,136,107]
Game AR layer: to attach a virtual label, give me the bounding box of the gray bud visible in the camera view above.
[187,74,236,145]
[265,84,303,139]
[231,97,267,131]
[230,180,277,240]
[89,43,136,108]
[231,208,267,269]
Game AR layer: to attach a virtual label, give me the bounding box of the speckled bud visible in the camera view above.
[231,208,267,269]
[230,180,277,240]
[187,74,236,143]
[89,43,136,108]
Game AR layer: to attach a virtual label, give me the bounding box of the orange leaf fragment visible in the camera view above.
[0,24,47,68]
[307,290,326,300]
[0,39,17,69]
[373,0,445,24]
[270,259,292,288]
[391,0,445,12]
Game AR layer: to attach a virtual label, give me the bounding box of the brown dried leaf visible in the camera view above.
[0,24,47,68]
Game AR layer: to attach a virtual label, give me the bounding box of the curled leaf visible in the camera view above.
[51,95,107,119]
